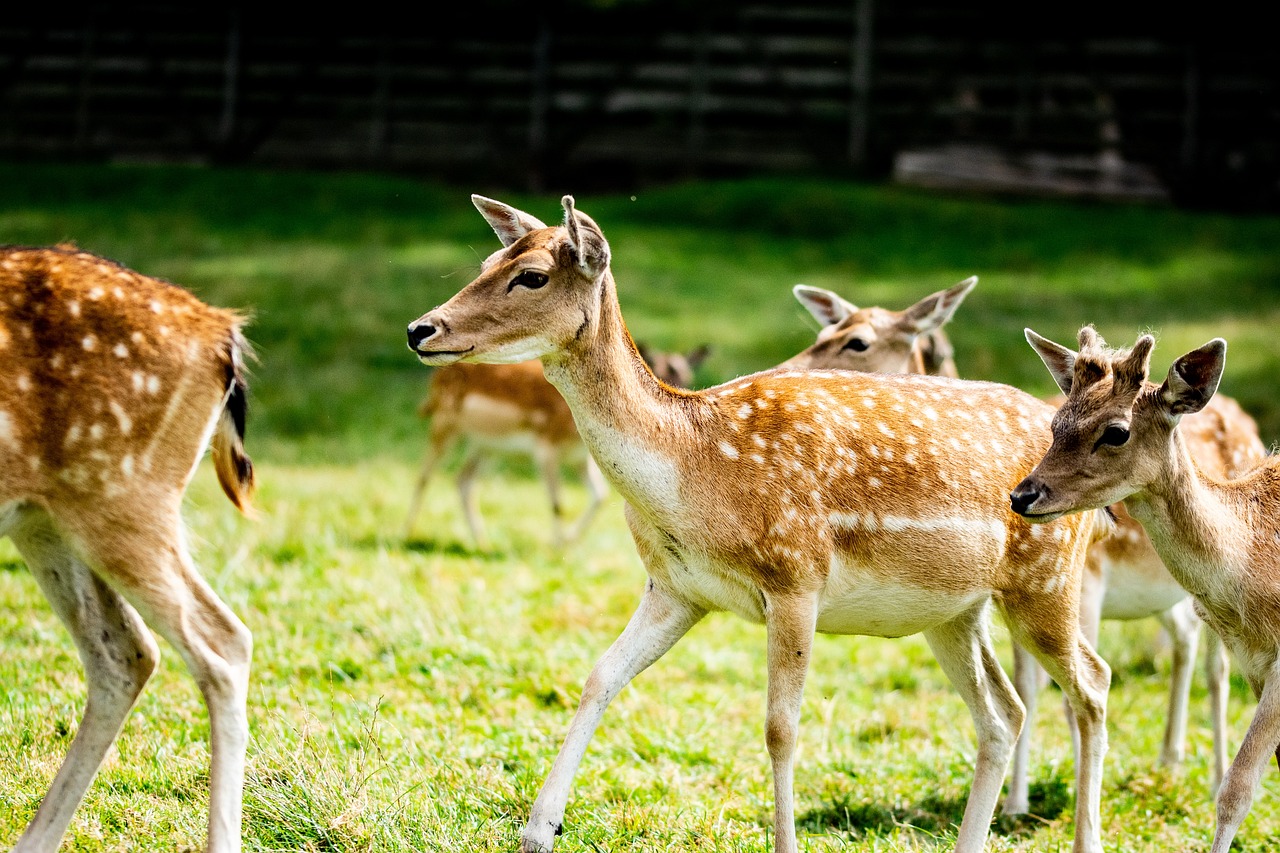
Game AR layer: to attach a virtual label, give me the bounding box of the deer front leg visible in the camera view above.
[1211,665,1280,853]
[9,514,159,853]
[1155,598,1202,767]
[566,457,608,545]
[519,580,705,853]
[762,591,820,853]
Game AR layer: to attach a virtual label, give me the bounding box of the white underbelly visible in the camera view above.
[1099,559,1187,621]
[817,570,987,637]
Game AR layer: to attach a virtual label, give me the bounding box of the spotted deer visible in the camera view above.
[1011,327,1280,853]
[1005,392,1263,810]
[0,246,255,853]
[403,347,706,548]
[782,276,976,376]
[406,195,1113,853]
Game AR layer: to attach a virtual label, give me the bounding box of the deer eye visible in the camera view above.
[1093,424,1131,451]
[843,337,870,352]
[509,270,549,291]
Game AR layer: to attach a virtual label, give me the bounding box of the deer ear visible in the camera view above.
[1025,328,1077,395]
[1159,338,1227,416]
[686,344,711,370]
[561,195,611,279]
[899,275,977,334]
[472,195,548,247]
[793,285,856,327]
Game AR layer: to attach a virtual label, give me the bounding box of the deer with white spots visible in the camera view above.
[783,276,1251,809]
[407,195,1113,853]
[403,346,706,548]
[1012,327,1280,853]
[0,246,255,853]
[783,276,976,376]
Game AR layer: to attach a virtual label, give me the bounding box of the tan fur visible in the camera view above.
[783,277,975,376]
[1015,328,1280,853]
[407,196,1112,853]
[0,246,254,853]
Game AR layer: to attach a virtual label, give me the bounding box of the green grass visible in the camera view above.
[3,164,1280,850]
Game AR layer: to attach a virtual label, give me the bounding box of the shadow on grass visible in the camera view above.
[798,777,1069,841]
[1,559,25,573]
[390,535,506,561]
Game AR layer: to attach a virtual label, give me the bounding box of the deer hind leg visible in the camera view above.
[454,449,489,550]
[534,442,566,547]
[1003,597,1109,853]
[761,590,820,853]
[1005,642,1040,815]
[519,580,705,853]
[1210,665,1280,853]
[1155,598,1202,768]
[924,601,1025,853]
[69,507,252,853]
[403,430,452,539]
[1203,627,1230,793]
[8,509,159,853]
[566,456,608,545]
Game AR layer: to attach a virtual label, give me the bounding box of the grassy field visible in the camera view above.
[3,164,1280,851]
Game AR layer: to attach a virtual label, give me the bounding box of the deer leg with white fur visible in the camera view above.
[1210,667,1280,853]
[925,602,1025,852]
[73,508,252,853]
[1205,628,1230,792]
[1155,599,1202,768]
[519,579,706,853]
[1005,642,1038,815]
[8,512,159,853]
[762,591,820,853]
[534,442,566,547]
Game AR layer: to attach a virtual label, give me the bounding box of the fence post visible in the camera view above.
[528,13,552,191]
[217,9,241,153]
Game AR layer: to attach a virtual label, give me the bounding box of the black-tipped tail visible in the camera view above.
[213,329,256,515]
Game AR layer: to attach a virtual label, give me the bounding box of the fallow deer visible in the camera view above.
[0,246,255,853]
[1005,393,1263,810]
[782,276,976,376]
[403,347,706,547]
[407,195,1113,853]
[1011,327,1280,853]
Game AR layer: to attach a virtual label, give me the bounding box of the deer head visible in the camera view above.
[407,195,611,365]
[782,276,975,373]
[1010,326,1227,521]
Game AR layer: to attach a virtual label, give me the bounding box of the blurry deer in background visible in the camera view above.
[0,246,255,853]
[782,276,975,376]
[403,347,706,549]
[1011,327,1280,853]
[407,194,1113,853]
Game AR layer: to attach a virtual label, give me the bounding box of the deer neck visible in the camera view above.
[540,274,695,513]
[1123,427,1250,603]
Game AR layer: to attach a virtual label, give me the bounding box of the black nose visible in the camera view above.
[1009,483,1041,516]
[407,321,436,351]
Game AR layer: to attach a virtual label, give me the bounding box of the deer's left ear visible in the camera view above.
[561,195,611,280]
[472,195,548,247]
[1159,338,1227,416]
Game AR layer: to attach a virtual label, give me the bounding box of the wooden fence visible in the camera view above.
[1,3,1275,207]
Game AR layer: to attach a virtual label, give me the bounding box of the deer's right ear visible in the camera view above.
[793,285,856,327]
[1159,338,1227,416]
[561,195,611,279]
[899,275,978,335]
[472,195,548,247]
[1025,328,1078,395]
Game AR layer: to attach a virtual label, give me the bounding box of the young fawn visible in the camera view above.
[0,246,255,853]
[403,347,706,547]
[1011,326,1280,853]
[407,195,1112,853]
